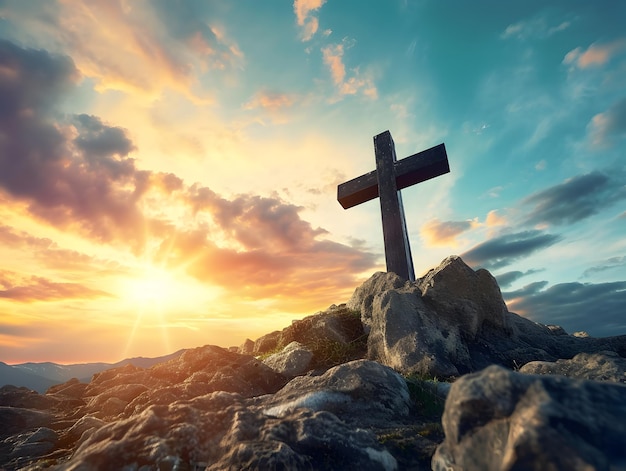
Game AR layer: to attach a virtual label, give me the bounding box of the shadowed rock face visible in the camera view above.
[432,365,626,471]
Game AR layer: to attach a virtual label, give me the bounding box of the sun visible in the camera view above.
[123,267,179,305]
[119,263,215,310]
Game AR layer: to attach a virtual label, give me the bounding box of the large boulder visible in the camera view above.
[349,255,626,378]
[261,360,411,427]
[432,365,626,470]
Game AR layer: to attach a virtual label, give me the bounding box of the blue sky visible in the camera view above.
[0,0,624,363]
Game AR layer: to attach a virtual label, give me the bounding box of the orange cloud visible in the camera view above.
[420,218,478,247]
[244,91,296,111]
[0,270,111,302]
[293,0,327,41]
[563,40,626,69]
[485,210,507,227]
[13,0,243,103]
[322,43,378,100]
[588,98,626,147]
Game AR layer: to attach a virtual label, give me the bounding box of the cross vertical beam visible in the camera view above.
[337,130,450,281]
[374,131,415,281]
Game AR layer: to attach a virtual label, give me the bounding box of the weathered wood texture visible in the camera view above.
[337,131,449,281]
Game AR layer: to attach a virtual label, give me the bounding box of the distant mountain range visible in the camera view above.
[0,350,185,393]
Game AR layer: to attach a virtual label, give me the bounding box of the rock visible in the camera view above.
[520,351,626,383]
[245,304,367,369]
[6,427,58,459]
[262,360,411,427]
[416,255,512,335]
[347,271,407,331]
[114,345,286,416]
[432,365,626,471]
[239,338,255,354]
[0,406,55,439]
[66,415,106,441]
[262,341,314,377]
[0,385,60,410]
[61,364,404,471]
[46,378,88,398]
[350,256,626,378]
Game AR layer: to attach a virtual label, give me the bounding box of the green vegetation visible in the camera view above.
[404,375,447,420]
[256,307,368,369]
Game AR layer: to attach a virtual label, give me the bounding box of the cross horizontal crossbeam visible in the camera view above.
[337,143,449,209]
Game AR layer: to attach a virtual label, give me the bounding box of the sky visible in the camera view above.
[0,0,624,364]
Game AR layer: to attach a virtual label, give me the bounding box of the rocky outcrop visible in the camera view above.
[520,351,626,383]
[0,346,290,470]
[432,365,626,470]
[349,256,626,378]
[66,360,406,471]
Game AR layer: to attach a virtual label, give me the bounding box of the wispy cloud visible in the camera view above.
[420,218,477,247]
[461,230,562,270]
[581,256,626,279]
[293,0,327,41]
[501,17,570,40]
[521,171,626,228]
[563,40,626,69]
[243,90,296,112]
[495,269,543,288]
[322,42,377,100]
[588,97,626,147]
[0,270,111,302]
[2,1,242,101]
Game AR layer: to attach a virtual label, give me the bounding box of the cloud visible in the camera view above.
[3,1,241,100]
[72,114,136,159]
[588,97,626,147]
[420,218,477,247]
[485,210,506,227]
[0,40,153,248]
[521,171,626,227]
[563,40,626,69]
[503,280,626,336]
[158,188,379,307]
[461,230,562,270]
[495,269,543,288]
[0,270,111,302]
[0,40,379,311]
[293,0,327,41]
[321,42,377,100]
[501,18,570,41]
[243,90,296,112]
[581,256,626,279]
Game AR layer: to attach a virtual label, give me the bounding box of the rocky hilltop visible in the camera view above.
[1,256,625,470]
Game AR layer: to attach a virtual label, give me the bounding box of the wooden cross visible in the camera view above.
[337,131,450,281]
